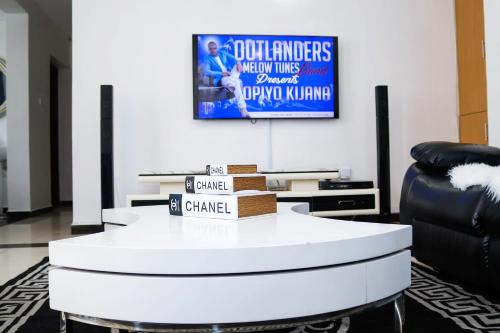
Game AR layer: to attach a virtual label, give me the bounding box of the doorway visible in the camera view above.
[50,64,60,207]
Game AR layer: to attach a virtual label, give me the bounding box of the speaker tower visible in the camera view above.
[101,85,114,211]
[375,85,391,219]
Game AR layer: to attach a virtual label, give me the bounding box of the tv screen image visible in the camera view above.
[193,34,338,119]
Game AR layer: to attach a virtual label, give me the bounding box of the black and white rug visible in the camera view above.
[1,258,499,333]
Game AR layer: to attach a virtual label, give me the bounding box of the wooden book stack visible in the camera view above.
[169,164,277,220]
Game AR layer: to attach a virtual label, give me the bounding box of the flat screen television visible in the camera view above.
[192,34,339,119]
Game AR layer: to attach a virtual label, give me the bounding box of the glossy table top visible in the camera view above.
[49,203,411,275]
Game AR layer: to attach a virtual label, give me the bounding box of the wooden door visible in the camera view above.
[455,0,488,144]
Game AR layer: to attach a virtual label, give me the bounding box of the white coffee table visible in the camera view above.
[49,202,411,332]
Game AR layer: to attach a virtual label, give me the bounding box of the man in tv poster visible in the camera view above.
[202,41,250,118]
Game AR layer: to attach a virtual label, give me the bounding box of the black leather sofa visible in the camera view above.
[400,141,500,291]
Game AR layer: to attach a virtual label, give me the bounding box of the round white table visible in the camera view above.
[49,203,412,332]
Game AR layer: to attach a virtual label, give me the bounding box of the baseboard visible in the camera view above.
[6,207,54,223]
[71,224,104,235]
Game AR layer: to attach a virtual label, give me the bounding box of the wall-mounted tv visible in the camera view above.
[193,34,338,119]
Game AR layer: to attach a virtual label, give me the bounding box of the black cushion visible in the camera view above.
[412,219,489,286]
[401,164,485,235]
[411,141,500,169]
[477,195,500,236]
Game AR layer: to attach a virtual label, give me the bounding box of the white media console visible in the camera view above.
[129,170,379,217]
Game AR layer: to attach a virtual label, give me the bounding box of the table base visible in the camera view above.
[60,292,405,333]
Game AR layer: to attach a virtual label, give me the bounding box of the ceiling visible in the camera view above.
[32,0,71,38]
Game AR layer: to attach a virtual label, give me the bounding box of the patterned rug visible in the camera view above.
[1,258,499,333]
[0,257,49,332]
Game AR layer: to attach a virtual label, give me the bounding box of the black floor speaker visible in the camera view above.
[101,85,114,210]
[375,85,391,217]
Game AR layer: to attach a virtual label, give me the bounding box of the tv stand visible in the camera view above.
[130,170,379,217]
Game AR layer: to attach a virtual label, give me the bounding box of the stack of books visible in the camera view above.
[169,164,277,220]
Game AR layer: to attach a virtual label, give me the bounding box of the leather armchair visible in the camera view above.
[400,141,500,291]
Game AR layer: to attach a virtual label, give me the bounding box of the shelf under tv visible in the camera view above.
[138,169,340,192]
[132,170,380,217]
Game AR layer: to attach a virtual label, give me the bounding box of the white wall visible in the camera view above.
[484,0,500,147]
[5,11,30,212]
[21,0,70,210]
[0,14,6,209]
[73,0,459,225]
[58,67,72,202]
[3,0,71,212]
[0,16,6,146]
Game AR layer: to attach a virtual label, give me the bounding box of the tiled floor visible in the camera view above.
[0,207,74,285]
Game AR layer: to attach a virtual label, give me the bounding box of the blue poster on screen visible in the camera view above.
[193,34,338,119]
